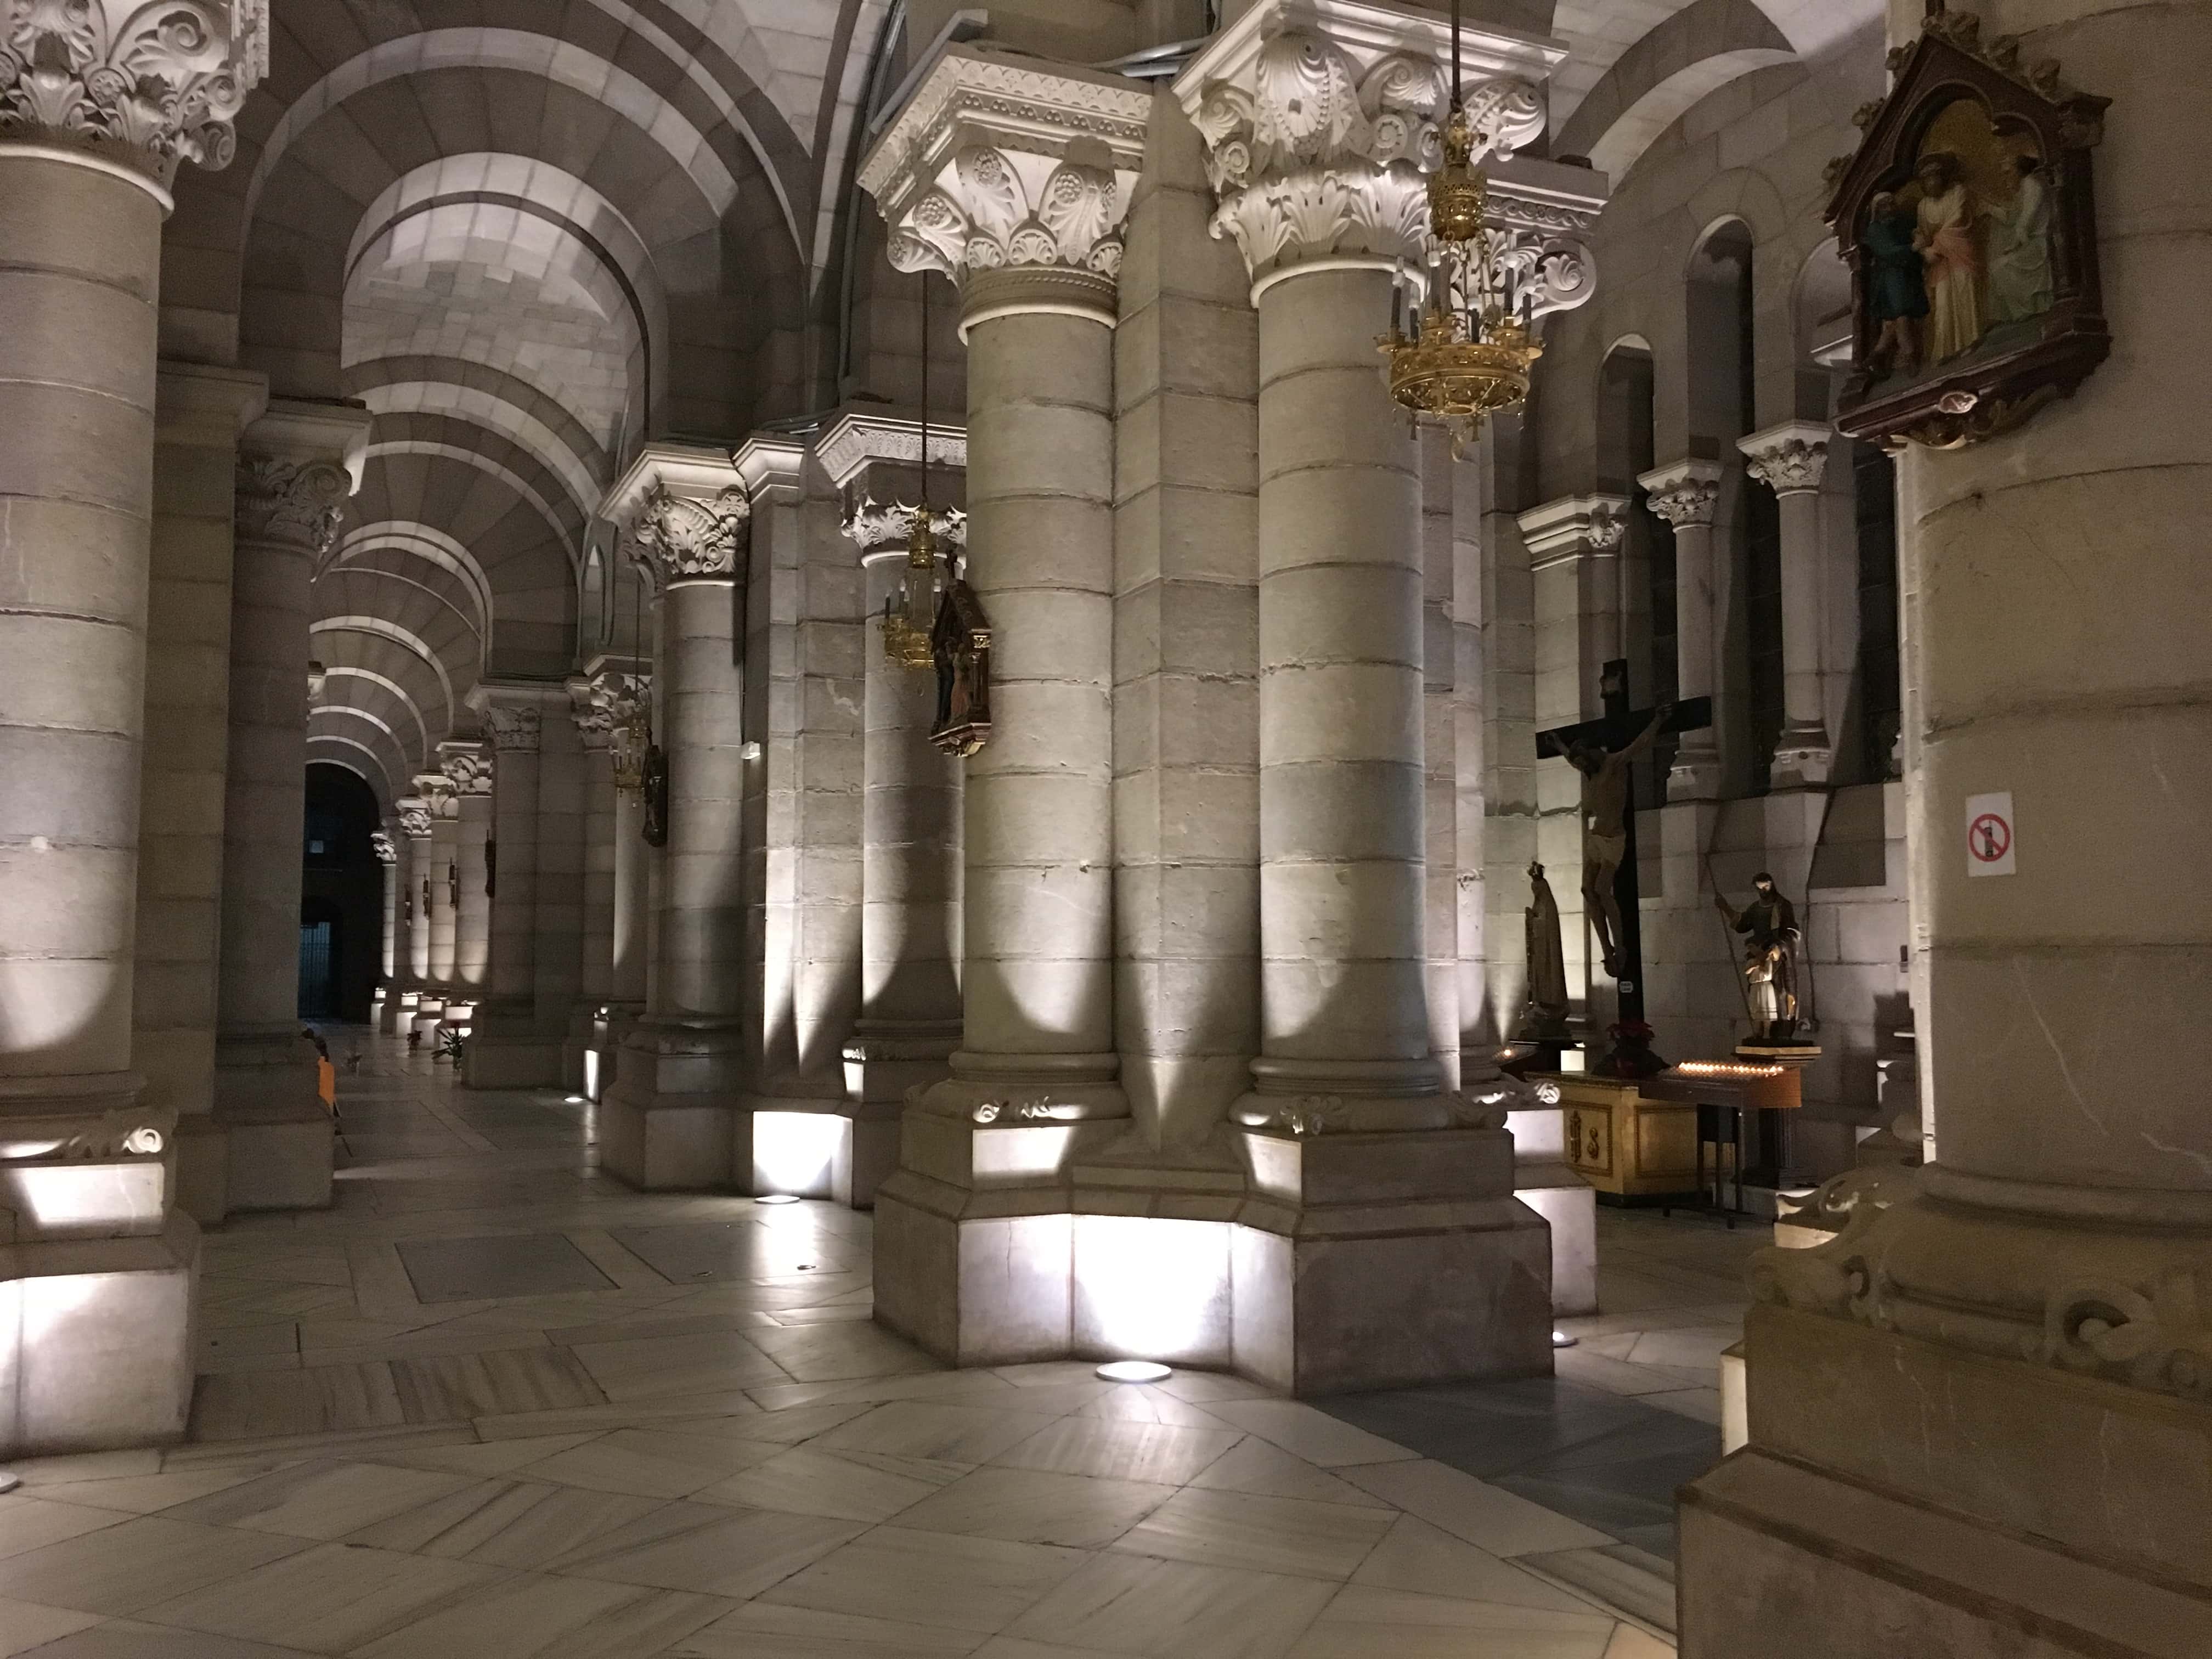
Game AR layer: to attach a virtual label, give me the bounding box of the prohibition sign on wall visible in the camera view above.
[1965,791,2016,878]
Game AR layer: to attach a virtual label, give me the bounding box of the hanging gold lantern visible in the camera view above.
[881,507,942,671]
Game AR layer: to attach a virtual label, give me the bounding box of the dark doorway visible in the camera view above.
[301,763,385,1021]
[298,900,340,1018]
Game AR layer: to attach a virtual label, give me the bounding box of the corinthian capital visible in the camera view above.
[599,442,750,591]
[1739,420,1832,496]
[396,797,433,840]
[236,398,370,557]
[859,47,1151,326]
[370,829,397,866]
[1638,459,1724,529]
[437,740,491,797]
[0,0,270,191]
[1172,0,1564,296]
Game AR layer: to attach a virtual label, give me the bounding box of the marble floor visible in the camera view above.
[0,1030,1751,1658]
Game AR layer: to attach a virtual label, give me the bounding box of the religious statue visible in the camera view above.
[929,575,992,758]
[1521,861,1571,1041]
[1984,153,2053,325]
[1563,701,1671,978]
[1914,150,1983,362]
[1713,869,1804,1043]
[640,743,669,848]
[1863,190,1927,377]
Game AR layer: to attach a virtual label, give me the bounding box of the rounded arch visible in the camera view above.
[1558,0,1799,185]
[306,737,398,809]
[312,616,457,728]
[331,522,495,645]
[320,665,430,761]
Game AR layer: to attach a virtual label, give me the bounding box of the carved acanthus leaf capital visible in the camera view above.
[843,497,968,556]
[1639,461,1724,529]
[370,829,397,866]
[235,455,350,555]
[439,750,492,796]
[630,481,749,585]
[0,0,270,189]
[396,799,434,840]
[484,703,541,753]
[1739,423,1832,496]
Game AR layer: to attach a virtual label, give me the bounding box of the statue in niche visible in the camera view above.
[1713,870,1804,1044]
[1521,862,1571,1042]
[929,576,992,758]
[1863,189,1928,377]
[1914,150,1984,362]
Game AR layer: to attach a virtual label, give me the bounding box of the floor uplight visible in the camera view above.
[1094,1360,1173,1384]
[757,1193,802,1205]
[1553,1330,1579,1349]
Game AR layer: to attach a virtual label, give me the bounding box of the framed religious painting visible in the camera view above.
[1825,3,2110,450]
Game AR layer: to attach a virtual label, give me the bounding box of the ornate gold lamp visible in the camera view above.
[881,269,948,670]
[1381,0,1543,446]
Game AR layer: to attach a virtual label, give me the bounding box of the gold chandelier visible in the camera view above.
[881,267,948,673]
[1381,0,1542,445]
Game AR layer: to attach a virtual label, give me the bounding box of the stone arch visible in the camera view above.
[1557,0,1799,184]
[320,666,431,764]
[305,737,398,809]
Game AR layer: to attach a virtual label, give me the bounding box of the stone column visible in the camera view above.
[369,827,397,1031]
[1176,1,1556,1393]
[1638,459,1724,799]
[382,798,431,1034]
[0,0,266,1452]
[464,683,569,1086]
[592,665,652,1032]
[1681,2,2212,1649]
[140,362,267,1224]
[860,48,1152,1363]
[1739,421,1833,788]
[566,678,616,1090]
[412,772,456,1041]
[600,447,751,1185]
[440,742,490,1032]
[215,398,368,1210]
[816,409,970,1207]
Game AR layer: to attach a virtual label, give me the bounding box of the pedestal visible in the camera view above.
[601,1019,749,1190]
[1508,1100,1599,1317]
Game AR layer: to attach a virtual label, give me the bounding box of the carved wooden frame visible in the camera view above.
[1825,5,2110,450]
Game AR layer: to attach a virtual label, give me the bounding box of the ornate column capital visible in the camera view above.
[858,46,1152,329]
[396,797,434,840]
[1518,493,1629,571]
[236,398,371,557]
[1739,420,1833,497]
[1171,0,1567,298]
[843,498,968,564]
[0,0,272,197]
[599,442,748,590]
[1638,459,1725,529]
[817,405,970,567]
[582,662,652,791]
[370,828,397,866]
[482,704,540,754]
[437,740,492,797]
[414,771,456,817]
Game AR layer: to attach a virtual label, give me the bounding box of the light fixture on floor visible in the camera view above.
[1553,1330,1579,1350]
[563,1094,584,1104]
[1095,1359,1173,1384]
[757,1193,801,1205]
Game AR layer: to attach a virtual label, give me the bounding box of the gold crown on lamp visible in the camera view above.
[1381,91,1543,444]
[881,507,941,672]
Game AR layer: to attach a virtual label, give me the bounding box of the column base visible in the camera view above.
[843,1019,960,1107]
[410,995,449,1043]
[0,1211,199,1457]
[600,1018,747,1190]
[379,990,418,1035]
[214,1028,333,1211]
[1505,1094,1598,1318]
[462,1000,562,1088]
[1233,1126,1553,1395]
[1769,727,1833,790]
[743,1101,901,1210]
[172,1111,229,1225]
[560,999,599,1093]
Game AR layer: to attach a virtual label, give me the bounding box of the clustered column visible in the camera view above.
[214,400,367,1210]
[600,449,751,1187]
[1738,422,1834,787]
[1639,460,1724,798]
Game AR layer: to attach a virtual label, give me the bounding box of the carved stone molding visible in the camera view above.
[859,47,1151,320]
[235,455,349,556]
[484,704,541,753]
[396,797,433,840]
[843,498,968,558]
[815,408,968,491]
[1638,459,1724,529]
[1172,0,1568,295]
[1739,420,1832,496]
[0,0,270,190]
[631,480,749,586]
[1518,493,1629,572]
[370,829,397,866]
[438,748,492,797]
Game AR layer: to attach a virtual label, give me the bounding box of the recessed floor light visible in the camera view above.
[1552,1330,1579,1350]
[1095,1360,1173,1384]
[757,1194,801,1205]
[563,1095,584,1104]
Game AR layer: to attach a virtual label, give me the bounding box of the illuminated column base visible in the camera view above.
[410,996,448,1043]
[461,1006,562,1088]
[601,1020,750,1191]
[1506,1099,1599,1318]
[379,988,417,1036]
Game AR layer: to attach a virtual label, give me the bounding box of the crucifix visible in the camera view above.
[1536,659,1713,1027]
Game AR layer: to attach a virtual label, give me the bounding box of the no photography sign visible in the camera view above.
[1966,791,2016,878]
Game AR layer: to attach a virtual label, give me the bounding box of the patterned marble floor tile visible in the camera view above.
[1350,1516,1615,1613]
[0,1595,102,1656]
[1282,1585,1618,1659]
[567,1330,792,1401]
[188,1361,408,1442]
[891,1467,1179,1550]
[0,1499,126,1561]
[396,1233,620,1304]
[1196,1403,1421,1471]
[1003,1549,1338,1659]
[133,1540,509,1651]
[1186,1441,1392,1509]
[343,1476,669,1566]
[0,1515,309,1617]
[162,1459,477,1539]
[1108,1488,1394,1580]
[822,1402,1064,1466]
[470,1392,770,1442]
[346,1571,730,1657]
[990,1418,1244,1487]
[670,1600,990,1657]
[0,1616,312,1658]
[19,1469,267,1518]
[514,1427,788,1499]
[692,1444,968,1522]
[1332,1461,1613,1558]
[553,1503,865,1599]
[387,1346,608,1421]
[744,1321,941,1383]
[358,1431,603,1476]
[759,1525,1090,1637]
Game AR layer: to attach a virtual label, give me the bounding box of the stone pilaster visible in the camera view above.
[1738,420,1834,788]
[411,770,456,1040]
[215,398,367,1212]
[462,682,571,1087]
[439,740,490,1032]
[1175,0,1554,1394]
[1680,2,2212,1648]
[599,444,752,1187]
[590,662,653,1022]
[0,0,267,1454]
[383,797,432,1034]
[565,676,615,1091]
[1639,458,1725,799]
[861,46,1153,1363]
[817,408,969,1207]
[369,827,397,1031]
[1519,493,1630,730]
